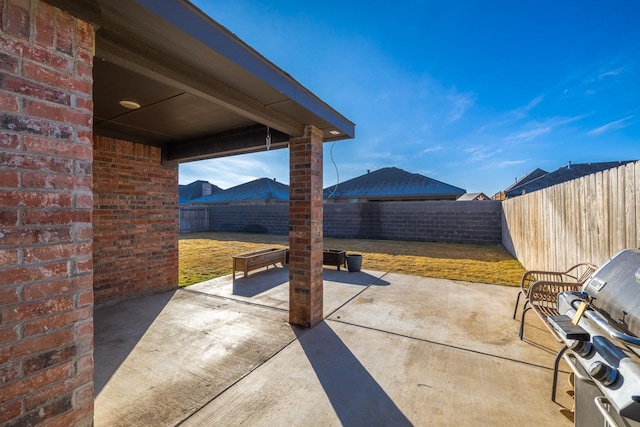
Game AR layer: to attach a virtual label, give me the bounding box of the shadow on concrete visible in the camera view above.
[231,267,289,297]
[322,269,391,287]
[93,291,175,396]
[519,322,562,355]
[229,268,390,298]
[297,322,412,427]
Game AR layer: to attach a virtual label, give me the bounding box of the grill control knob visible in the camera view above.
[589,361,618,386]
[569,340,593,357]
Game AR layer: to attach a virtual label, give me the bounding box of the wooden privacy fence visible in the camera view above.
[502,161,640,271]
[179,206,209,232]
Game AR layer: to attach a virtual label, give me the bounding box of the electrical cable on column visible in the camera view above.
[328,142,340,198]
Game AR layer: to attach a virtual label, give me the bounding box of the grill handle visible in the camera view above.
[594,397,621,427]
[584,309,640,347]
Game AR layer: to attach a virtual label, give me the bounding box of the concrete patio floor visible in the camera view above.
[94,267,573,426]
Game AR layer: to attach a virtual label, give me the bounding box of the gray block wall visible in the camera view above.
[324,201,502,243]
[204,201,502,244]
[209,204,289,235]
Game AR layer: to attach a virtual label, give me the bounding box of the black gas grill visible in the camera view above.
[551,249,640,427]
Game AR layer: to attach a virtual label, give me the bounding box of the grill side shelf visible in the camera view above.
[548,315,591,341]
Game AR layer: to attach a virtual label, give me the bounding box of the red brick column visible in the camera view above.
[0,1,94,425]
[289,125,323,327]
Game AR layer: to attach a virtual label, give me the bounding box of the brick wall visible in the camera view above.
[197,200,502,244]
[93,136,178,305]
[0,1,94,425]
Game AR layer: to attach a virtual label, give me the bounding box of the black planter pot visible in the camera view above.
[346,254,363,272]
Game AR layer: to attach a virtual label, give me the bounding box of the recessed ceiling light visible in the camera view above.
[119,100,141,109]
[329,130,340,135]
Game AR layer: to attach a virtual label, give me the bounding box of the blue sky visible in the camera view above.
[180,0,640,196]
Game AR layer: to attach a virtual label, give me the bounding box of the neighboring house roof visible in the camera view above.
[179,180,222,204]
[324,167,466,200]
[505,161,636,197]
[457,192,490,201]
[503,168,548,194]
[191,178,289,204]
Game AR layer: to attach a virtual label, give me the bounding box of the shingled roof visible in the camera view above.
[191,178,289,204]
[179,180,222,204]
[502,168,548,195]
[505,161,636,197]
[324,167,466,201]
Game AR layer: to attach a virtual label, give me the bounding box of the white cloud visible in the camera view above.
[506,126,551,141]
[465,146,503,162]
[509,95,544,119]
[447,90,475,122]
[179,150,290,188]
[497,159,527,167]
[506,115,585,142]
[477,95,544,134]
[587,115,634,136]
[579,66,626,95]
[598,68,623,79]
[365,150,405,163]
[421,145,444,154]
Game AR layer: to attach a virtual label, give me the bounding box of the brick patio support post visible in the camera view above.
[289,125,323,327]
[0,1,95,425]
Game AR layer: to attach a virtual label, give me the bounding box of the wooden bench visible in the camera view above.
[232,248,287,280]
[517,263,596,341]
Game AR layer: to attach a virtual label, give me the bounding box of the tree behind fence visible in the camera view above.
[502,160,639,271]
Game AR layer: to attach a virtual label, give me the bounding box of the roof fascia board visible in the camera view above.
[132,0,354,138]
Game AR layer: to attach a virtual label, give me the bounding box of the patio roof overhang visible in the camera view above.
[46,0,355,163]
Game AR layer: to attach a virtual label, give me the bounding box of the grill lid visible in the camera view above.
[583,249,640,337]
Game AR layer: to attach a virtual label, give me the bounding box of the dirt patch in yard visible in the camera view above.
[179,232,525,287]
